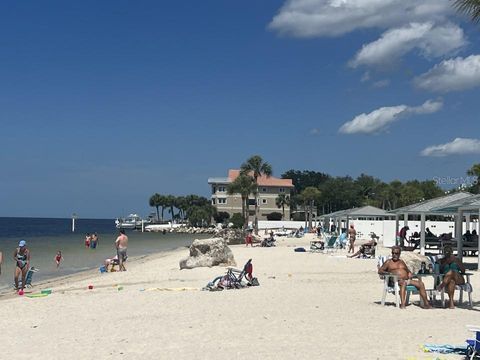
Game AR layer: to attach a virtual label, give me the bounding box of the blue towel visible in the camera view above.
[423,344,467,354]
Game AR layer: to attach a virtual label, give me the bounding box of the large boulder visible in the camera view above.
[179,237,236,269]
[400,252,430,274]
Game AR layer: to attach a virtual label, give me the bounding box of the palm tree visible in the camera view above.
[301,187,321,230]
[164,195,176,221]
[240,155,272,234]
[149,193,163,221]
[453,0,480,22]
[227,174,256,230]
[275,194,290,220]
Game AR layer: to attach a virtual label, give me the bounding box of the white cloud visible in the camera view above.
[414,55,480,92]
[372,79,390,88]
[420,138,480,156]
[268,0,452,38]
[310,128,320,135]
[339,99,442,134]
[350,22,465,68]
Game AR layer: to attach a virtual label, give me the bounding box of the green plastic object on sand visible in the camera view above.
[26,293,49,298]
[41,289,52,294]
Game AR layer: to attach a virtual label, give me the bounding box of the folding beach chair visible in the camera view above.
[466,325,480,360]
[15,267,39,289]
[323,236,338,254]
[203,259,259,291]
[377,256,424,307]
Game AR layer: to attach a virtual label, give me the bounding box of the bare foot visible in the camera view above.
[400,305,406,309]
[422,304,433,309]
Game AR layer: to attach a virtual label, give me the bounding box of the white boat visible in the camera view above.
[115,214,152,230]
[144,222,183,232]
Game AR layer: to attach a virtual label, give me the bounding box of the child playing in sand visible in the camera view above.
[54,250,63,268]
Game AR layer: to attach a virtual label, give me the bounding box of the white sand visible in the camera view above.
[0,234,478,359]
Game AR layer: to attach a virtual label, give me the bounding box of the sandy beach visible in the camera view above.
[0,233,478,360]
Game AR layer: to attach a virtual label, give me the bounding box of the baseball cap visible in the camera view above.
[18,240,26,247]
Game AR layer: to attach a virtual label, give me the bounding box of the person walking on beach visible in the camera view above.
[378,246,431,309]
[54,250,63,269]
[115,229,128,271]
[13,240,30,290]
[347,224,356,254]
[245,231,253,247]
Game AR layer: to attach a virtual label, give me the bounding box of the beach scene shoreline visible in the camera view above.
[1,232,479,359]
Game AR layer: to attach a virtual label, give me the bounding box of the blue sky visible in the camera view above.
[2,0,480,218]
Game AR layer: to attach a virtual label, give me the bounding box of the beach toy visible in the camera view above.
[26,293,49,298]
[99,266,106,273]
[88,285,93,290]
[41,289,52,295]
[18,289,24,296]
[117,286,123,291]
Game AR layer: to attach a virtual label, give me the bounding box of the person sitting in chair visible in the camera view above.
[425,228,436,238]
[348,234,377,258]
[436,245,466,309]
[377,246,431,309]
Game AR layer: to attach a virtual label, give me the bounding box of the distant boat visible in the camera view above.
[115,214,152,230]
[144,222,183,232]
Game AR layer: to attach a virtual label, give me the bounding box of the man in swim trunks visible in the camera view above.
[115,229,128,271]
[378,246,431,309]
[347,224,356,254]
[13,240,30,290]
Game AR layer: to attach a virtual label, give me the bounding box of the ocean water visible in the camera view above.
[0,217,207,292]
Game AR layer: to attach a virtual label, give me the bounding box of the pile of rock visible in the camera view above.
[179,237,236,269]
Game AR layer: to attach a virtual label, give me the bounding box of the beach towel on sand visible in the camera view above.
[422,344,467,354]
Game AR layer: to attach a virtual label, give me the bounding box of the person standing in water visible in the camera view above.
[115,229,128,271]
[54,250,64,269]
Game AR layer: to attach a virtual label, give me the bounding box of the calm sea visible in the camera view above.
[0,217,207,292]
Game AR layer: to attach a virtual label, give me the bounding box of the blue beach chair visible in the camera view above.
[466,325,480,359]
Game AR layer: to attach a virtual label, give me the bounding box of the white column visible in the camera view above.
[395,214,399,246]
[465,213,471,231]
[420,213,426,255]
[478,208,480,271]
[403,213,408,227]
[456,210,464,261]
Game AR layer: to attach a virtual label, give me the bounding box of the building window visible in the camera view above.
[218,198,226,204]
[212,199,216,205]
[262,188,267,192]
[279,188,285,193]
[262,199,267,204]
[212,186,216,194]
[218,186,226,192]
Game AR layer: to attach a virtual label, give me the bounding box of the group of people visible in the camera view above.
[378,244,467,309]
[103,229,129,272]
[84,233,99,249]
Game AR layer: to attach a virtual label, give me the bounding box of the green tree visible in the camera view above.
[467,163,480,193]
[227,173,256,230]
[453,0,480,22]
[275,194,290,220]
[148,193,163,221]
[240,155,272,234]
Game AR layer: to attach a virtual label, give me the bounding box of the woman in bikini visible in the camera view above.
[13,240,30,290]
[436,245,466,309]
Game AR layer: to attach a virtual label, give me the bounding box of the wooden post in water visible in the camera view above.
[72,213,77,232]
[141,220,145,232]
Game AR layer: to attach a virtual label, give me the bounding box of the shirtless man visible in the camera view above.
[378,246,431,309]
[115,230,128,271]
[347,224,356,254]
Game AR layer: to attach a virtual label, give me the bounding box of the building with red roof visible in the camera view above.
[208,169,294,221]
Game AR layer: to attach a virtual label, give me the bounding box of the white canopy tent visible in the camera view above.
[390,192,475,256]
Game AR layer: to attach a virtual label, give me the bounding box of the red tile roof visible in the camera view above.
[228,169,294,187]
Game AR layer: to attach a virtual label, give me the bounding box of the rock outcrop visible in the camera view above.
[179,237,236,269]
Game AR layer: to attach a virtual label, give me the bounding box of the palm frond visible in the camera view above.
[453,0,480,23]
